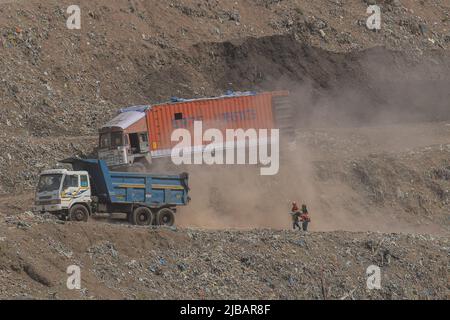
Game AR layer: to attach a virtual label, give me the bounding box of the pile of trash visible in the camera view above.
[0,135,96,193]
[0,217,447,299]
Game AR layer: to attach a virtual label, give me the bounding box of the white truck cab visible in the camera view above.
[97,106,151,168]
[34,168,92,221]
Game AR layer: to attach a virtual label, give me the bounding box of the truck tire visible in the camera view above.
[156,208,175,227]
[131,207,153,226]
[69,204,89,222]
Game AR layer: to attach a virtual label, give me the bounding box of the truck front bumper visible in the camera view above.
[33,204,66,214]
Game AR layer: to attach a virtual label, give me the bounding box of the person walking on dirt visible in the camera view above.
[299,204,311,232]
[290,202,302,231]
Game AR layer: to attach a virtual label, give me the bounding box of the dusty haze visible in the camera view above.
[178,49,450,234]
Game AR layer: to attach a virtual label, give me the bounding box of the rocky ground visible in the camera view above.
[0,0,449,194]
[0,0,449,299]
[0,212,448,300]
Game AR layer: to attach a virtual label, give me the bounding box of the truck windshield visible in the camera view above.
[37,174,62,192]
[99,131,124,149]
[99,133,110,148]
[111,132,124,147]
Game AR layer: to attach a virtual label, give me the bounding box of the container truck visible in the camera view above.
[33,158,190,226]
[97,91,294,168]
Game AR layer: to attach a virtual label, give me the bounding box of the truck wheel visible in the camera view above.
[156,208,175,227]
[132,207,153,226]
[69,204,89,222]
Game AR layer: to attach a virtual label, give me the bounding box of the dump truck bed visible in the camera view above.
[61,158,189,207]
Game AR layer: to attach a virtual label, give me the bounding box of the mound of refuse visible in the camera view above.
[0,214,447,299]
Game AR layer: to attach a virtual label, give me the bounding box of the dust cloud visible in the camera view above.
[176,142,318,230]
[170,49,450,233]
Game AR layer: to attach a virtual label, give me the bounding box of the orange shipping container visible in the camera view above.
[146,91,288,157]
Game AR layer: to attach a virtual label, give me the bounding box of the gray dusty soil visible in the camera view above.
[0,0,449,299]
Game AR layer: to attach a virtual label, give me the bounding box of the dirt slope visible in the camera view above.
[0,214,448,300]
[0,0,449,231]
[0,0,449,193]
[0,0,449,300]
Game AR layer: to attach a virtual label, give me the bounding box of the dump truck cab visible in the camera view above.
[98,105,152,168]
[34,168,91,217]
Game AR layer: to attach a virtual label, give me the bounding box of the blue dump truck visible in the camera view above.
[33,158,190,226]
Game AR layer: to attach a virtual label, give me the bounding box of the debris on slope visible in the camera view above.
[0,135,96,194]
[0,0,448,302]
[0,0,449,195]
[0,218,447,299]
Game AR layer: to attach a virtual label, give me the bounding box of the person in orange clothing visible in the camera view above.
[290,201,301,231]
[291,201,299,213]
